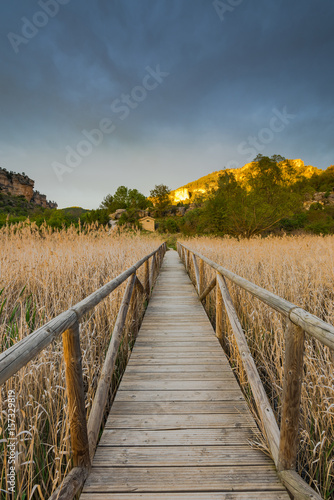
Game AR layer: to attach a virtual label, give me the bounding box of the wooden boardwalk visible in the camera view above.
[81,250,289,499]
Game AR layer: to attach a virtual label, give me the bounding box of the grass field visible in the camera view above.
[0,222,162,499]
[180,234,334,499]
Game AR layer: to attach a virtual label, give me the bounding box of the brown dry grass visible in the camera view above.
[0,221,162,499]
[181,234,334,499]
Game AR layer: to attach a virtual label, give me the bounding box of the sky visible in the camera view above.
[1,0,334,209]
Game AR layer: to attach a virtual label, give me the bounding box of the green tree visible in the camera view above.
[202,155,303,238]
[100,186,148,213]
[150,184,170,214]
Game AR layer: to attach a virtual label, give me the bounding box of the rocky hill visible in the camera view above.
[171,159,321,204]
[0,167,57,209]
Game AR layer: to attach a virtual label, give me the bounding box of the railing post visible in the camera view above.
[62,320,90,469]
[192,254,200,294]
[278,321,305,472]
[215,272,224,342]
[149,254,156,293]
[199,258,204,295]
[144,259,150,297]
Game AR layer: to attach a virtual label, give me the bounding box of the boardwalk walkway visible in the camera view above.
[81,250,289,499]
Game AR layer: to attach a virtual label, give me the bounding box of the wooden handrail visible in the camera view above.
[0,244,166,386]
[1,242,167,500]
[177,242,324,500]
[178,242,334,350]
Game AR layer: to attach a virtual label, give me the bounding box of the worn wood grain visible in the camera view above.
[278,321,305,472]
[62,321,90,468]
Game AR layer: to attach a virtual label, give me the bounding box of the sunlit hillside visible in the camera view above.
[171,159,322,204]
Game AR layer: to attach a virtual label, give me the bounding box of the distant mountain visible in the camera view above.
[170,159,322,204]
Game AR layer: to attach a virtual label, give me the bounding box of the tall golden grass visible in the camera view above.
[181,234,334,499]
[0,221,162,499]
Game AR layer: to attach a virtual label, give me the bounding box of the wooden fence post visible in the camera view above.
[192,254,200,294]
[199,258,204,296]
[278,321,305,472]
[144,259,150,297]
[149,254,156,293]
[215,272,224,342]
[62,320,90,469]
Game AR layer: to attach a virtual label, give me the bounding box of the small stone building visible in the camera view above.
[139,216,156,232]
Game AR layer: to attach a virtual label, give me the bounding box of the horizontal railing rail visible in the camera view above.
[0,242,167,500]
[178,242,328,500]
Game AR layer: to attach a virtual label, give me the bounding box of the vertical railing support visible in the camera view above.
[215,272,224,342]
[149,254,156,293]
[144,259,150,297]
[278,321,305,472]
[192,254,200,294]
[199,258,204,296]
[62,320,91,469]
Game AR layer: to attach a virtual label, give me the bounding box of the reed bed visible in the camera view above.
[0,221,162,499]
[181,234,334,499]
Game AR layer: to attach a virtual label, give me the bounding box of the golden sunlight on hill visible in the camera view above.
[170,159,322,204]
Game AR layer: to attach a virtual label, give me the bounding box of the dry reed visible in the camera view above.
[181,234,334,499]
[0,221,162,499]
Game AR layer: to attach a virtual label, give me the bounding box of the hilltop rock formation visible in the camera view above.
[0,168,57,209]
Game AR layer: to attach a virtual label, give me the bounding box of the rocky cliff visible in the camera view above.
[0,168,57,209]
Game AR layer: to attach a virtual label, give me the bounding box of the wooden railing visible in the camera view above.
[0,242,167,500]
[178,242,333,500]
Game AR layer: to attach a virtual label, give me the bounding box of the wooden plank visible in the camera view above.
[121,371,236,381]
[81,493,290,500]
[98,428,259,446]
[110,401,249,415]
[93,445,273,466]
[114,390,244,402]
[124,364,231,373]
[118,380,240,391]
[127,358,228,365]
[134,341,220,347]
[83,466,286,493]
[105,413,257,430]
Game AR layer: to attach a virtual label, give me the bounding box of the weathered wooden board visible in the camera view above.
[114,390,244,402]
[81,493,290,500]
[93,445,272,466]
[98,428,259,446]
[110,401,249,415]
[83,466,286,493]
[121,371,236,381]
[118,380,240,391]
[105,413,256,429]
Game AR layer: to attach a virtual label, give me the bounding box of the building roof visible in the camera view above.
[139,216,155,222]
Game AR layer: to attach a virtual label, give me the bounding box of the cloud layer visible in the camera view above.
[1,0,333,208]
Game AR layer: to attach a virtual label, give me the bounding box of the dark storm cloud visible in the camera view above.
[0,0,333,207]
